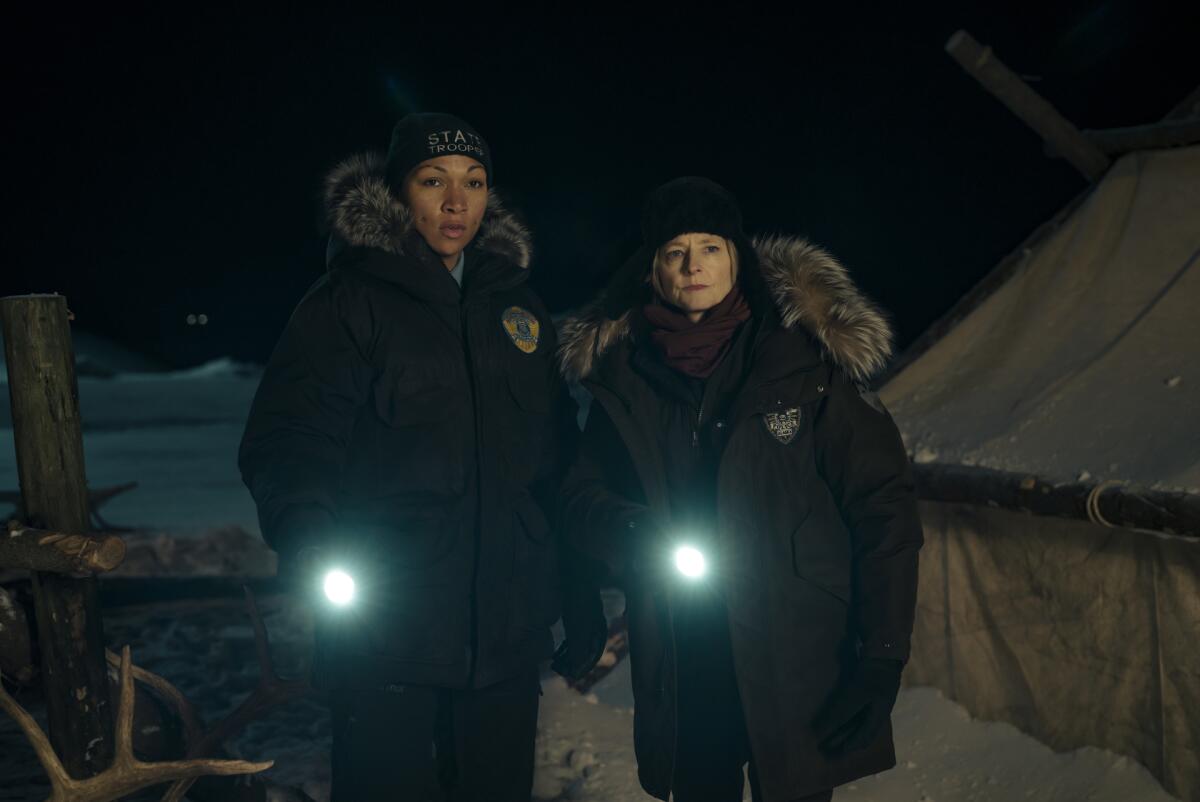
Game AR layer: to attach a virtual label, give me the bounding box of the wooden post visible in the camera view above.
[0,294,114,777]
[946,30,1111,181]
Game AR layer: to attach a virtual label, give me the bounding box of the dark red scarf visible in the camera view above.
[642,285,751,378]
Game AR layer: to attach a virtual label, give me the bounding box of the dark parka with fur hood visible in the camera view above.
[239,153,583,691]
[557,237,923,801]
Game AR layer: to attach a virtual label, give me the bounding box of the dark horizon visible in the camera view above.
[4,4,1197,368]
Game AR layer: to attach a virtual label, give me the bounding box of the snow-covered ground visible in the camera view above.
[559,657,1179,801]
[0,352,1182,801]
[0,359,263,533]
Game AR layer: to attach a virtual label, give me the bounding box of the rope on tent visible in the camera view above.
[1086,480,1124,528]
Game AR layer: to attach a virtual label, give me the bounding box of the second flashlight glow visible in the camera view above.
[323,569,356,606]
[674,546,707,579]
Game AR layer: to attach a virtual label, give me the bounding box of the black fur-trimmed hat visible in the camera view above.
[641,176,746,249]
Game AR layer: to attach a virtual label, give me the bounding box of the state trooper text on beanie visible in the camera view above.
[384,112,493,191]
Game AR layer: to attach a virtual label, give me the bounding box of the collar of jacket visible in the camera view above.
[322,152,533,297]
[557,236,893,386]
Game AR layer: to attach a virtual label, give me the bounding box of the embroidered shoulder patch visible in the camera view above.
[763,407,802,444]
[501,306,540,354]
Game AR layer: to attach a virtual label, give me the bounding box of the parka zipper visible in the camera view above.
[461,297,485,680]
[692,401,704,449]
[667,598,681,798]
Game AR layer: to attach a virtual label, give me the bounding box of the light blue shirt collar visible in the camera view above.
[449,251,466,288]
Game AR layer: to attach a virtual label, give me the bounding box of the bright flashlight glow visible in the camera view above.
[674,546,707,579]
[323,569,356,606]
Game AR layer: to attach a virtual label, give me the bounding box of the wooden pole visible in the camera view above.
[0,294,114,777]
[1081,119,1200,155]
[945,30,1111,181]
[912,463,1200,538]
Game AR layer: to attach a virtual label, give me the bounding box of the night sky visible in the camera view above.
[4,4,1197,368]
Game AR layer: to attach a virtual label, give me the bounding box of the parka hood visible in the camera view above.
[558,235,894,384]
[322,152,533,269]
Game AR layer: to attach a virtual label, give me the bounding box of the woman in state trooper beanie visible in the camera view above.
[240,103,608,802]
[384,112,493,190]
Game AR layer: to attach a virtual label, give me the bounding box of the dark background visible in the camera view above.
[4,3,1196,368]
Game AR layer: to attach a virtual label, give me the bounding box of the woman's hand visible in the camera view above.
[551,617,609,681]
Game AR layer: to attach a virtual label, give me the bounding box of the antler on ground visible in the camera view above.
[104,648,203,749]
[161,586,315,802]
[0,645,271,802]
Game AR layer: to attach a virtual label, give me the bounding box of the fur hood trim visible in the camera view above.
[558,236,893,383]
[323,152,533,269]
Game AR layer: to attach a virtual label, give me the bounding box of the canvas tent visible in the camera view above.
[882,57,1200,800]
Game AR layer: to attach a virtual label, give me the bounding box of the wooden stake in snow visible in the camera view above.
[945,30,1111,181]
[0,294,115,778]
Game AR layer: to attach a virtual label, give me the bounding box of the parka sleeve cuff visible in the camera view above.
[268,503,338,563]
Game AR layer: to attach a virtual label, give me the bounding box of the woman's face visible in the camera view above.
[403,155,488,269]
[653,233,735,322]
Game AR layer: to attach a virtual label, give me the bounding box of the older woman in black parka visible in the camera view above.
[558,177,923,802]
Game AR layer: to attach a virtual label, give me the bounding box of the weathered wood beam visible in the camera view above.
[1081,119,1200,155]
[1,294,115,777]
[1,522,126,574]
[946,30,1111,181]
[913,462,1200,538]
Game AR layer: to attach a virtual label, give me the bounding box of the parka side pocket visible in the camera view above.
[789,510,852,607]
[511,495,560,634]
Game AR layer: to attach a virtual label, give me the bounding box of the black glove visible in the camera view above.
[622,510,667,581]
[277,544,325,591]
[813,657,903,755]
[271,504,335,590]
[551,615,609,681]
[553,553,610,681]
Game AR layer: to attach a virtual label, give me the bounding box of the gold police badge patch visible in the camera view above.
[763,407,801,444]
[501,306,540,354]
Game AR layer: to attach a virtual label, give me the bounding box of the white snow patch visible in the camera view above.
[914,447,939,464]
[116,356,260,381]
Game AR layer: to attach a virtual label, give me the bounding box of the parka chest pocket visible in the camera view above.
[505,363,554,415]
[369,370,468,497]
[372,370,464,427]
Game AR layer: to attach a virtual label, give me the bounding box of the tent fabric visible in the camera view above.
[881,145,1200,493]
[906,501,1200,801]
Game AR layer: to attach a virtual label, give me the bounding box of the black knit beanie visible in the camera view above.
[601,177,759,317]
[640,176,746,249]
[384,112,493,190]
